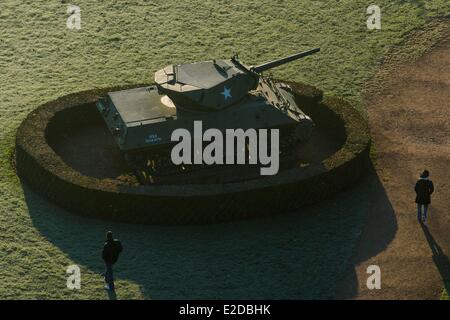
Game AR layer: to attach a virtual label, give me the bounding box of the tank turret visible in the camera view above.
[154,48,320,111]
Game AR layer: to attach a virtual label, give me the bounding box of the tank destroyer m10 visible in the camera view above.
[96,48,320,183]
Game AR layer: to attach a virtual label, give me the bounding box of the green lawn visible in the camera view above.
[0,0,448,299]
[443,285,449,300]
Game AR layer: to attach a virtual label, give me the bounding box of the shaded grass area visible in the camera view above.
[19,176,381,299]
[0,1,447,299]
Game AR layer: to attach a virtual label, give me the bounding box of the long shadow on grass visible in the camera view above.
[335,164,398,299]
[22,163,395,299]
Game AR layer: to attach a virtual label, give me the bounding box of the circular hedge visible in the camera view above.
[15,82,371,225]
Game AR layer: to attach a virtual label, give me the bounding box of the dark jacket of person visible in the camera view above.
[415,178,434,205]
[102,239,123,265]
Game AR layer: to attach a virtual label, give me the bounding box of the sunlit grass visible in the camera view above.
[442,285,449,300]
[0,0,447,299]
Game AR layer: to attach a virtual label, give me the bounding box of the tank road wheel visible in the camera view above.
[141,153,189,180]
[124,152,153,184]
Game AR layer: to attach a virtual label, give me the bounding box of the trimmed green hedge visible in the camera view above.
[15,83,371,225]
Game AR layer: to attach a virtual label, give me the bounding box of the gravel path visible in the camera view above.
[337,26,450,300]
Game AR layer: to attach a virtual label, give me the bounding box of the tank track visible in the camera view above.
[125,127,303,184]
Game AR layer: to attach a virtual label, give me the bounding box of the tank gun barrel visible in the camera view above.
[251,48,320,73]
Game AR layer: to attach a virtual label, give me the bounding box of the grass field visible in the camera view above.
[0,1,448,299]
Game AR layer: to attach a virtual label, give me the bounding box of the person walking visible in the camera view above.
[415,170,434,223]
[102,231,123,291]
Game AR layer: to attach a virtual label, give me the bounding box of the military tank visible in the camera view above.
[96,48,320,184]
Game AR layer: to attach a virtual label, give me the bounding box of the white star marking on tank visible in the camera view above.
[221,86,232,100]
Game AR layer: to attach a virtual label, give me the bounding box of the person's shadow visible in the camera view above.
[420,223,450,296]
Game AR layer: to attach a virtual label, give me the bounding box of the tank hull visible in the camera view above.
[97,78,314,183]
[97,80,312,150]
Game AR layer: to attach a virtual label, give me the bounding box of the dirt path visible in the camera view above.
[337,26,450,299]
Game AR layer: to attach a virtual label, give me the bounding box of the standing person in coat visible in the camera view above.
[102,231,123,291]
[415,170,434,223]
